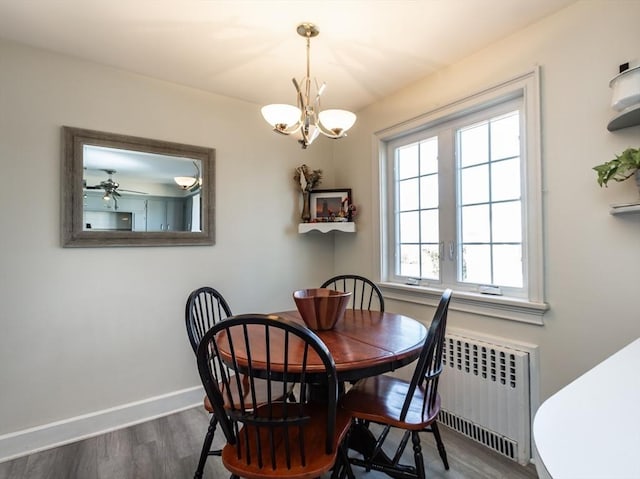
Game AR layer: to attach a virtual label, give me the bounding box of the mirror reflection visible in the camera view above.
[82,145,202,232]
[62,127,215,247]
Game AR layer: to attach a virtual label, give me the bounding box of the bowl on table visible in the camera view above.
[293,288,352,331]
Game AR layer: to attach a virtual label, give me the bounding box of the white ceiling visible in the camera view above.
[0,0,577,112]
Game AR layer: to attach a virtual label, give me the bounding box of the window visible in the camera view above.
[377,69,546,324]
[458,111,522,289]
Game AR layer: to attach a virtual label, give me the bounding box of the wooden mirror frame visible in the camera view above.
[62,126,215,247]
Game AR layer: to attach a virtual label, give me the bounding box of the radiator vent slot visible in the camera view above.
[439,410,518,461]
[443,339,520,388]
[439,331,532,465]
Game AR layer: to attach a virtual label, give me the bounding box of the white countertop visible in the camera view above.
[533,338,640,479]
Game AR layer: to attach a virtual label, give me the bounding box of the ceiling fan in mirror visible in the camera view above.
[84,169,147,205]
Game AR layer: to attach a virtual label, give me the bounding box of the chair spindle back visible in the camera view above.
[321,274,385,312]
[185,286,233,354]
[399,289,452,422]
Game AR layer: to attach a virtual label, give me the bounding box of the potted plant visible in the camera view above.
[593,147,640,187]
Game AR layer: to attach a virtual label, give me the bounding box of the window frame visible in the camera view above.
[373,68,547,325]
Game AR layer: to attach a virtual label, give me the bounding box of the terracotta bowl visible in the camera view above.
[293,288,352,331]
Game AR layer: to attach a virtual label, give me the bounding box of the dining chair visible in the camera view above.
[340,289,453,479]
[196,314,354,479]
[320,274,385,312]
[185,286,234,478]
[185,287,297,478]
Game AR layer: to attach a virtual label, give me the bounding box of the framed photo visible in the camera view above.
[309,189,352,222]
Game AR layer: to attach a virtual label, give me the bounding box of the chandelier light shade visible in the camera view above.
[318,109,357,134]
[261,23,357,149]
[261,104,302,129]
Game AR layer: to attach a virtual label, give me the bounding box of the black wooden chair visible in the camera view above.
[321,274,385,312]
[185,286,234,478]
[196,314,354,479]
[185,287,297,478]
[340,289,453,479]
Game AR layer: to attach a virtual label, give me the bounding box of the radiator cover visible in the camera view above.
[439,330,531,465]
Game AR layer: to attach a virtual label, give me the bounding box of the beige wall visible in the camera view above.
[334,0,640,401]
[0,39,337,434]
[2,0,640,443]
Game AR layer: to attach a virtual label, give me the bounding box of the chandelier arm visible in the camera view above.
[316,121,348,139]
[292,78,307,112]
[305,33,311,79]
[315,81,326,104]
[300,113,311,144]
[274,122,303,136]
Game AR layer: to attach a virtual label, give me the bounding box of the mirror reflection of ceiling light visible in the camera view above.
[174,161,202,191]
[174,176,199,189]
[261,23,356,149]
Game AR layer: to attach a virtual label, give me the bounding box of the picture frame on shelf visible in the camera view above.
[309,189,352,222]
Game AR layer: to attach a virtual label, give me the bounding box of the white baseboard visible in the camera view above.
[0,386,204,464]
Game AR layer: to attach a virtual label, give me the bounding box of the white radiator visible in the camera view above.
[439,330,531,465]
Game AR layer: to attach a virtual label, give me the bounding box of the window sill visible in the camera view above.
[378,282,548,325]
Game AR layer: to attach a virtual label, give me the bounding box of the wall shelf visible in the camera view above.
[607,104,640,131]
[607,63,640,131]
[298,222,356,234]
[610,202,640,215]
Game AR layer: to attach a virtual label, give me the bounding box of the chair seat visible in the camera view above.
[222,403,352,479]
[341,374,441,430]
[204,375,284,412]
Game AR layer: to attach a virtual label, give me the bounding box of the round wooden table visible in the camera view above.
[216,309,427,383]
[274,309,427,382]
[215,309,427,479]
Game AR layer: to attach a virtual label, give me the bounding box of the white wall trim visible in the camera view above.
[0,386,204,464]
[380,282,548,325]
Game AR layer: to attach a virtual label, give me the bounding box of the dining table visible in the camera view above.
[216,308,428,479]
[274,308,428,382]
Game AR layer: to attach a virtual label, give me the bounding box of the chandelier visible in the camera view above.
[261,23,356,149]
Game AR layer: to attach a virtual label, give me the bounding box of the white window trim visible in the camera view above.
[372,67,547,325]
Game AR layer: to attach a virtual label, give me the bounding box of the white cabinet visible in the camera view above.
[166,199,185,230]
[84,193,114,210]
[147,198,185,231]
[84,192,187,231]
[84,192,146,213]
[84,192,147,230]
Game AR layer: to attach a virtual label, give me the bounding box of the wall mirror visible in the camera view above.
[62,126,215,247]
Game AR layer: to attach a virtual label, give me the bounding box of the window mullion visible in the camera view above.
[438,128,456,287]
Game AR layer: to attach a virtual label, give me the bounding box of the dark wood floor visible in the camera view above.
[0,406,538,479]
